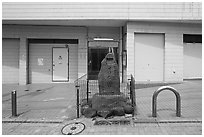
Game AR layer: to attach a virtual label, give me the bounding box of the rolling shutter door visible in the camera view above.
[134,33,164,81]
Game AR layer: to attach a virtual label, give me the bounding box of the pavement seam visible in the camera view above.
[2,120,63,124]
[133,120,202,124]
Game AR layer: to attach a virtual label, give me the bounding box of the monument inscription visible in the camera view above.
[98,53,120,95]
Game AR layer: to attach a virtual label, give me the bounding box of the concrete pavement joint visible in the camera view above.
[2,120,63,124]
[134,120,202,124]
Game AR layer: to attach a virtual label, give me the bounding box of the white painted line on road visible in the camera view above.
[43,97,65,102]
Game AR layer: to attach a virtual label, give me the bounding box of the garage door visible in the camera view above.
[2,38,20,84]
[183,43,202,79]
[134,33,164,81]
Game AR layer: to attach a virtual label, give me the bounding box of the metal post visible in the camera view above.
[86,79,89,102]
[76,87,80,118]
[128,78,134,117]
[176,94,181,117]
[11,90,17,117]
[130,80,134,117]
[152,95,157,117]
[128,78,132,101]
[129,75,136,117]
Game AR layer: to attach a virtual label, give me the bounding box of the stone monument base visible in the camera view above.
[81,92,134,118]
[92,93,128,110]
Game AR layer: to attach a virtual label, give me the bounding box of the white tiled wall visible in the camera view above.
[126,21,201,82]
[2,2,201,20]
[2,25,121,84]
[3,25,87,84]
[183,43,202,79]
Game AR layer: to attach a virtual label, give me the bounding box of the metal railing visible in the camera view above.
[75,74,136,118]
[129,75,136,116]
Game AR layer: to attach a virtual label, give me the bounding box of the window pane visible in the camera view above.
[183,34,202,43]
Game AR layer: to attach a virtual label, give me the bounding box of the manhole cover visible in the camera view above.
[61,122,85,135]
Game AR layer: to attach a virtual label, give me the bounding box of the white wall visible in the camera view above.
[2,25,121,84]
[3,2,201,20]
[29,44,78,83]
[3,25,87,84]
[183,43,202,79]
[126,21,201,82]
[2,38,20,84]
[88,27,120,41]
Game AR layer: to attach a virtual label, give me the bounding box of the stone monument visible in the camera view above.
[98,53,120,95]
[82,52,133,118]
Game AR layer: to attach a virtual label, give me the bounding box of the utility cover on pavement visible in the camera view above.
[61,122,85,135]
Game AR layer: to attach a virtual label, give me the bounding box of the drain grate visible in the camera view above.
[94,119,131,126]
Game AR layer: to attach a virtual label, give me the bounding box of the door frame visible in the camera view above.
[134,33,165,82]
[88,47,109,80]
[87,41,119,80]
[52,47,69,82]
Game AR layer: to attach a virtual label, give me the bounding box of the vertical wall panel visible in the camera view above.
[69,44,78,82]
[2,38,20,84]
[19,37,28,85]
[164,33,183,81]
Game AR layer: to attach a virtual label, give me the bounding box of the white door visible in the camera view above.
[134,33,164,82]
[52,48,69,81]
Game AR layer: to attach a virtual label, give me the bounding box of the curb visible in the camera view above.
[133,120,202,124]
[2,119,64,124]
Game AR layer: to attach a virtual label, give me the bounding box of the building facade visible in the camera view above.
[2,2,202,85]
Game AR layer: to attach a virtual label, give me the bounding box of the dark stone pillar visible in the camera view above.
[98,53,120,95]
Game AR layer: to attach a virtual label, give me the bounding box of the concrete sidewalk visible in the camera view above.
[2,83,77,122]
[2,118,202,135]
[135,80,202,121]
[2,80,202,135]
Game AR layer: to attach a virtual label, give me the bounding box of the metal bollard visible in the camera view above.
[152,86,181,117]
[11,90,17,117]
[76,86,80,118]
